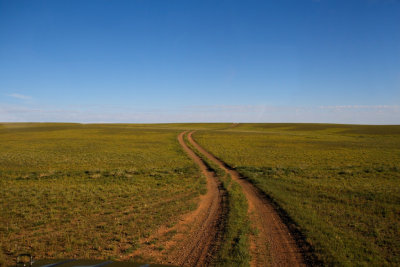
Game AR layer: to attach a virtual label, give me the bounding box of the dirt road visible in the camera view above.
[128,131,226,266]
[187,131,306,267]
[169,131,226,266]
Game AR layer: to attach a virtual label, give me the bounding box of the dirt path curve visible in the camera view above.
[187,131,306,267]
[169,131,226,266]
[128,131,226,266]
[130,131,226,266]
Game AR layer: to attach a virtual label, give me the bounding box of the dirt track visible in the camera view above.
[169,131,226,266]
[187,131,306,267]
[128,131,226,266]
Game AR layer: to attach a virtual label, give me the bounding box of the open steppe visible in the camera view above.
[1,123,399,266]
[195,123,400,265]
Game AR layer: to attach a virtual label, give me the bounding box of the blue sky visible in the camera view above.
[1,0,399,123]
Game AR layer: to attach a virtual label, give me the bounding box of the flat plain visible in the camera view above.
[0,123,229,266]
[194,123,400,266]
[1,123,399,266]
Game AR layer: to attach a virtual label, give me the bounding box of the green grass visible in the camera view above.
[183,133,251,266]
[215,175,251,267]
[0,123,206,266]
[3,122,398,266]
[194,123,400,266]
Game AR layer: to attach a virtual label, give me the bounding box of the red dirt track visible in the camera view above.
[127,130,305,267]
[169,131,226,266]
[129,131,226,266]
[187,131,305,267]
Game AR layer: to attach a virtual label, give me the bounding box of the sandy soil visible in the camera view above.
[187,131,306,267]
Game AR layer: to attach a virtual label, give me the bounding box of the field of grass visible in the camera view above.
[194,124,400,266]
[0,123,209,266]
[3,122,399,266]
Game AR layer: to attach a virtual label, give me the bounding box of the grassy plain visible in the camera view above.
[194,123,400,266]
[0,123,220,266]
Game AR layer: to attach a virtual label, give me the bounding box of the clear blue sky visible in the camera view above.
[1,0,399,123]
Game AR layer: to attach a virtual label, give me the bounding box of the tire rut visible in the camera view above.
[187,131,306,267]
[127,131,226,266]
[169,131,227,266]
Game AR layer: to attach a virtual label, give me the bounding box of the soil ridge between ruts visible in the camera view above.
[188,131,306,267]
